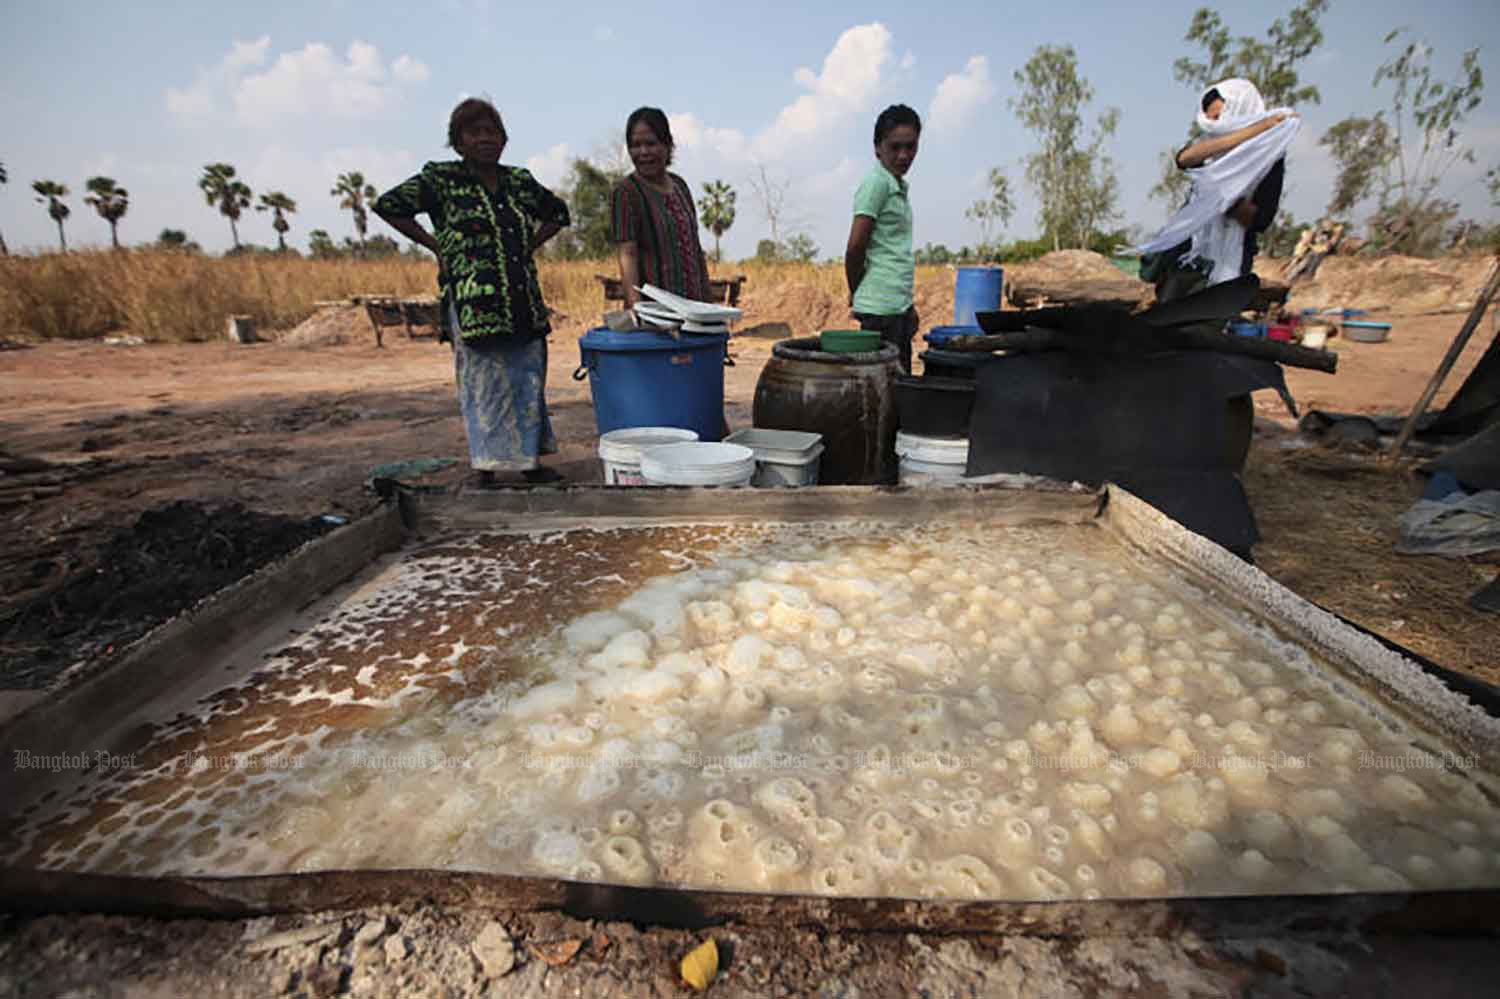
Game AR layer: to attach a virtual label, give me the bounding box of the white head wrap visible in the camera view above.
[1138,79,1300,284]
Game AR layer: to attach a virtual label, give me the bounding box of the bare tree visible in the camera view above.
[747,162,792,247]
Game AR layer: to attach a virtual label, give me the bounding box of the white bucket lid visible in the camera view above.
[895,431,969,465]
[640,442,756,486]
[598,426,700,465]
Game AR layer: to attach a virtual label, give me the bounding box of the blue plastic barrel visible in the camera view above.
[924,325,981,350]
[953,266,1004,326]
[576,329,728,441]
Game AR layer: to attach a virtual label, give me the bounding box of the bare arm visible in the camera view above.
[844,215,876,305]
[1175,111,1295,169]
[618,241,642,307]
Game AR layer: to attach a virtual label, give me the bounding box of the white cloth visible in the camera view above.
[1139,79,1301,284]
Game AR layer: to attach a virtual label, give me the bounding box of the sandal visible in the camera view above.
[522,466,565,484]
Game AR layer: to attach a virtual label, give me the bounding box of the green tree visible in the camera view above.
[1152,1,1330,209]
[698,179,737,263]
[308,228,339,259]
[783,233,819,263]
[255,191,298,253]
[156,228,200,253]
[199,163,252,250]
[32,180,70,252]
[551,158,625,260]
[754,239,781,263]
[964,167,1016,258]
[0,160,8,255]
[331,172,377,254]
[1011,45,1121,251]
[915,243,954,265]
[1321,31,1485,255]
[84,176,129,248]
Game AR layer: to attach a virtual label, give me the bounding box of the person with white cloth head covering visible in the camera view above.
[1139,79,1300,299]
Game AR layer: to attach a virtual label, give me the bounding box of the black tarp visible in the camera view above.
[967,351,1288,558]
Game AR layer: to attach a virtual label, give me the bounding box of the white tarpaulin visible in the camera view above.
[1139,79,1302,284]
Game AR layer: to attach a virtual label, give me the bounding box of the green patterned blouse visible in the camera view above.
[375,160,571,340]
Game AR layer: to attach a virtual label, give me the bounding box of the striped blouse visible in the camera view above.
[609,173,710,301]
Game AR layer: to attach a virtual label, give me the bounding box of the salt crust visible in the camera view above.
[14,520,1500,901]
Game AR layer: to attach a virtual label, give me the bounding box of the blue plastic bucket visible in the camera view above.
[954,266,1004,326]
[924,325,981,350]
[576,329,728,441]
[1228,320,1265,338]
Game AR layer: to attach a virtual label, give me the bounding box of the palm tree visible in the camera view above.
[256,191,298,252]
[84,176,130,249]
[1,160,9,255]
[199,163,252,249]
[698,180,737,263]
[331,171,377,255]
[32,180,70,252]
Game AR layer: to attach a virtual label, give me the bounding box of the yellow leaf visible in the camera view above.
[680,938,719,991]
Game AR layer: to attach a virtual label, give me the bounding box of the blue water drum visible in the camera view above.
[576,329,728,441]
[953,265,1004,326]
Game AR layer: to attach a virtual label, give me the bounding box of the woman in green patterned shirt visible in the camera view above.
[374,97,571,485]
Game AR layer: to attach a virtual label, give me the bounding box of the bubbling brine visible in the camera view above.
[13,524,1500,899]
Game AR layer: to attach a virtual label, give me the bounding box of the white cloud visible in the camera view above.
[392,54,430,84]
[525,142,574,187]
[670,113,749,162]
[167,38,428,127]
[900,51,916,71]
[165,36,271,118]
[593,25,615,42]
[754,22,894,159]
[930,55,995,132]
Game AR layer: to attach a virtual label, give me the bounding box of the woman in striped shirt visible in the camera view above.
[610,107,711,307]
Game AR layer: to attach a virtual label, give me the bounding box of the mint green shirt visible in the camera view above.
[851,163,914,315]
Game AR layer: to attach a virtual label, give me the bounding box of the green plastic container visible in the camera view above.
[819,329,881,353]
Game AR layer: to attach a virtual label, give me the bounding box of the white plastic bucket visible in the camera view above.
[723,428,825,488]
[640,442,756,487]
[896,431,969,486]
[598,427,700,485]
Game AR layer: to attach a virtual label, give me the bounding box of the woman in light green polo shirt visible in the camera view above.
[844,104,921,372]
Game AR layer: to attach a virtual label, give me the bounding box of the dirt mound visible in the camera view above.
[1,501,334,689]
[738,283,848,337]
[278,305,372,347]
[1006,250,1152,310]
[1281,254,1496,316]
[912,271,956,328]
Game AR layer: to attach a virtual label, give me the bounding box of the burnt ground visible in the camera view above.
[0,498,334,689]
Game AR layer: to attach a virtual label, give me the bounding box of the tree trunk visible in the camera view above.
[714,234,721,263]
[110,222,120,249]
[1,229,8,255]
[277,232,287,253]
[229,216,240,249]
[56,219,67,253]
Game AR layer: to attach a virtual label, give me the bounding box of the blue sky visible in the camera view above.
[2,0,1498,258]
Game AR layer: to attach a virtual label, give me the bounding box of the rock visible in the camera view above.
[471,921,516,979]
[244,921,341,955]
[383,933,411,963]
[354,918,389,948]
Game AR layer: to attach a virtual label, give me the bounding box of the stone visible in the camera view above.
[354,919,389,948]
[383,933,410,963]
[471,921,516,979]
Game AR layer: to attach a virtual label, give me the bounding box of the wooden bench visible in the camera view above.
[594,274,748,307]
[357,295,442,347]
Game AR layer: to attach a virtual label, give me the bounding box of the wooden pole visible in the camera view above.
[1387,256,1500,461]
